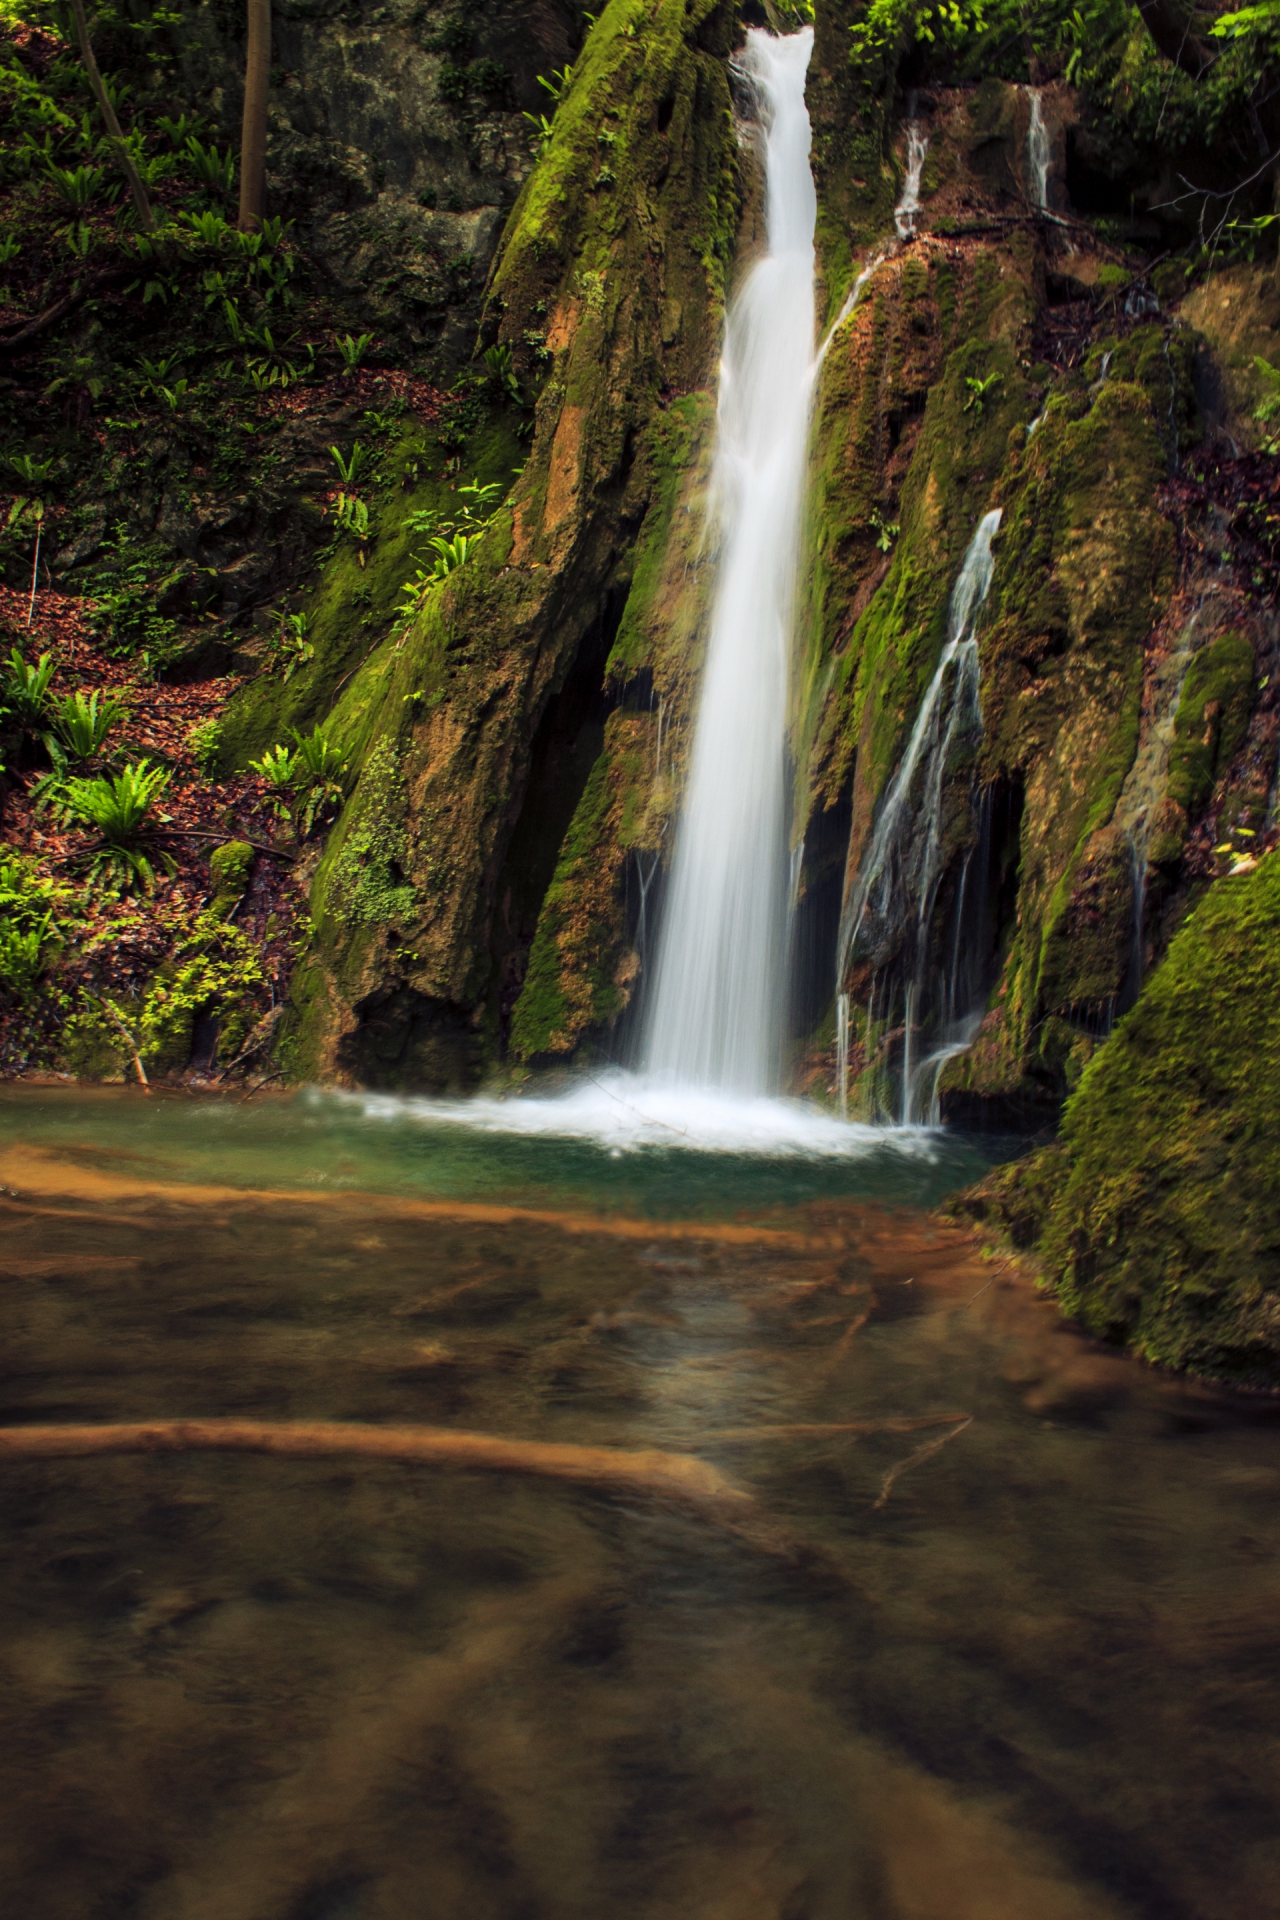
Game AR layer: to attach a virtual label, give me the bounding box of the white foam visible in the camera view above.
[328,1072,938,1160]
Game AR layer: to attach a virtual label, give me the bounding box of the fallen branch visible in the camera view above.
[0,267,130,354]
[161,828,293,860]
[874,1416,973,1510]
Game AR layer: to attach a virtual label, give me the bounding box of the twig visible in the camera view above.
[709,1413,972,1442]
[874,1415,973,1510]
[87,992,149,1091]
[215,1004,285,1081]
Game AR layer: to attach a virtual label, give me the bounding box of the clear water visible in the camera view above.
[2,1086,1279,1920]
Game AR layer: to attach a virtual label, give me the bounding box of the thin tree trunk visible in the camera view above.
[65,0,155,234]
[25,511,41,627]
[238,0,271,232]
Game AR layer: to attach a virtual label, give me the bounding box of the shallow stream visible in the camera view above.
[1,1086,1277,1920]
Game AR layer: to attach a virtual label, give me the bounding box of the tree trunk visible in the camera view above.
[238,0,271,232]
[65,0,155,234]
[1134,0,1217,74]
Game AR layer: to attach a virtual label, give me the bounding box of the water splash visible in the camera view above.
[644,28,816,1094]
[835,510,1003,1120]
[894,122,929,238]
[1026,87,1050,209]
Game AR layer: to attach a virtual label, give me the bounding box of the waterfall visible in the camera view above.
[894,122,929,238]
[644,27,816,1094]
[1026,88,1050,209]
[835,510,1002,1121]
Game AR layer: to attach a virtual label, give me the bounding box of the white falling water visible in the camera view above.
[894,123,929,238]
[1026,88,1050,209]
[644,27,816,1094]
[836,509,1003,1120]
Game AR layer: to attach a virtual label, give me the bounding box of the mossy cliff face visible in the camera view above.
[793,25,1270,1120]
[278,0,740,1086]
[967,854,1280,1388]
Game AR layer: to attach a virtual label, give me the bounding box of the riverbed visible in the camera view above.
[1,1086,1277,1920]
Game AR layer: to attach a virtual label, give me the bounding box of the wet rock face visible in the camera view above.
[175,0,586,365]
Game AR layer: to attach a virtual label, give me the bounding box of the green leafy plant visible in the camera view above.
[249,740,296,802]
[0,844,66,998]
[483,341,521,403]
[251,726,347,835]
[185,716,223,773]
[336,331,374,370]
[180,207,230,248]
[9,452,54,487]
[1252,355,1280,452]
[523,110,555,153]
[62,758,174,891]
[869,509,900,552]
[963,370,1003,416]
[334,492,370,551]
[272,610,314,680]
[185,135,235,194]
[1,648,55,729]
[51,687,125,760]
[329,441,366,485]
[537,66,573,104]
[429,531,472,578]
[45,161,104,207]
[0,234,22,266]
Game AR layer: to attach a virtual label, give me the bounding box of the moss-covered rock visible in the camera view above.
[1013,855,1280,1388]
[277,0,741,1086]
[1166,630,1255,820]
[208,841,254,920]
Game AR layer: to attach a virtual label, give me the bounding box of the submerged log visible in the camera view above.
[0,1418,754,1513]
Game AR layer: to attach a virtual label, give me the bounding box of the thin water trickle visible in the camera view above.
[836,510,1003,1120]
[1026,87,1050,209]
[894,122,929,238]
[644,28,816,1095]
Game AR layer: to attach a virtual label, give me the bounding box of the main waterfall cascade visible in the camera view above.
[836,511,1004,1125]
[643,27,816,1095]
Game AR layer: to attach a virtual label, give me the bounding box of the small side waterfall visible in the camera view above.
[1026,88,1050,209]
[836,510,1003,1122]
[894,122,929,238]
[644,27,816,1094]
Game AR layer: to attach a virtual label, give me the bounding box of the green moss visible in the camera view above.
[208,840,253,920]
[1031,855,1280,1387]
[1167,630,1255,819]
[511,751,620,1057]
[321,738,415,931]
[216,413,523,772]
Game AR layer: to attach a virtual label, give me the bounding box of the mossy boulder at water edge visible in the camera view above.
[974,856,1280,1387]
